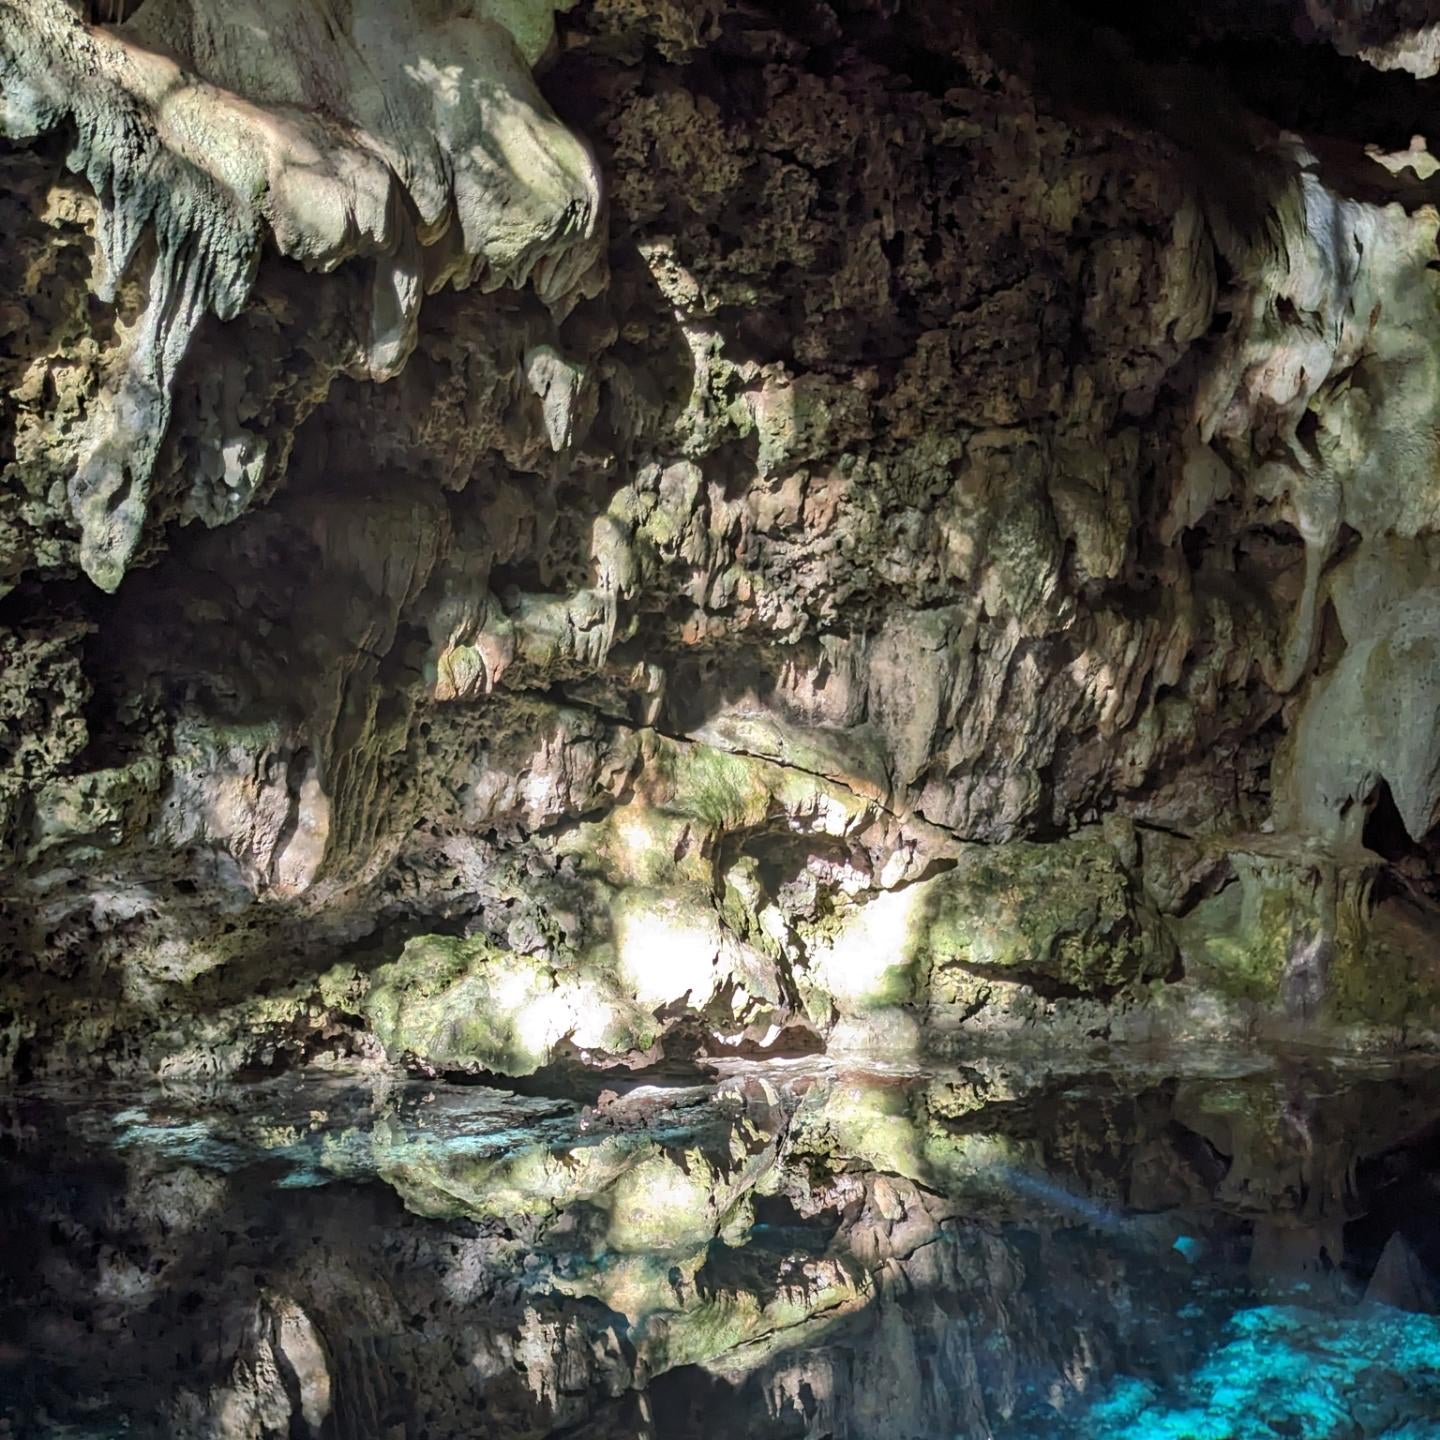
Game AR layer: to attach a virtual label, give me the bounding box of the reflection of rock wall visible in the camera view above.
[6,0,1440,1077]
[7,1059,1440,1438]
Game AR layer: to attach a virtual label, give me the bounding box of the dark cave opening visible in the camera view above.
[1364,779,1414,865]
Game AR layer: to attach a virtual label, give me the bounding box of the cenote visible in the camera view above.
[6,1053,1440,1437]
[11,0,1440,1437]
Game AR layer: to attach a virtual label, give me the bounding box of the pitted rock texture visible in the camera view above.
[4,0,1440,1079]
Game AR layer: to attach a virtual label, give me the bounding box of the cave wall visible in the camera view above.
[5,0,1440,1079]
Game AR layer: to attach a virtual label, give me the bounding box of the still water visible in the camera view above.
[4,1052,1440,1438]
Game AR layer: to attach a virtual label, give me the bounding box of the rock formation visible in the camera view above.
[5,0,1440,1080]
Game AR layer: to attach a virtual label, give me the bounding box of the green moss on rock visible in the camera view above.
[1312,892,1440,1031]
[656,741,776,830]
[364,934,656,1076]
[919,830,1175,994]
[1179,842,1391,1018]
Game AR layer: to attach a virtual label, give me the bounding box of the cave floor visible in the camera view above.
[5,1050,1440,1438]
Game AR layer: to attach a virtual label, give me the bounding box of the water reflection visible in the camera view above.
[3,1053,1440,1438]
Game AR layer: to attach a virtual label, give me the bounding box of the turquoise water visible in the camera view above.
[4,1055,1440,1438]
[1073,1304,1440,1439]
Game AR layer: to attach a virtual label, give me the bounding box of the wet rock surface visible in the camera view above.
[5,1053,1440,1438]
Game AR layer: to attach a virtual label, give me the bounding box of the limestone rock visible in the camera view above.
[3,0,1440,1076]
[0,0,602,588]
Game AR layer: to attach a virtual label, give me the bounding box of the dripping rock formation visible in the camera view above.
[6,0,1440,1080]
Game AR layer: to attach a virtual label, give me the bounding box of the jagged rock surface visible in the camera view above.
[5,0,1440,1080]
